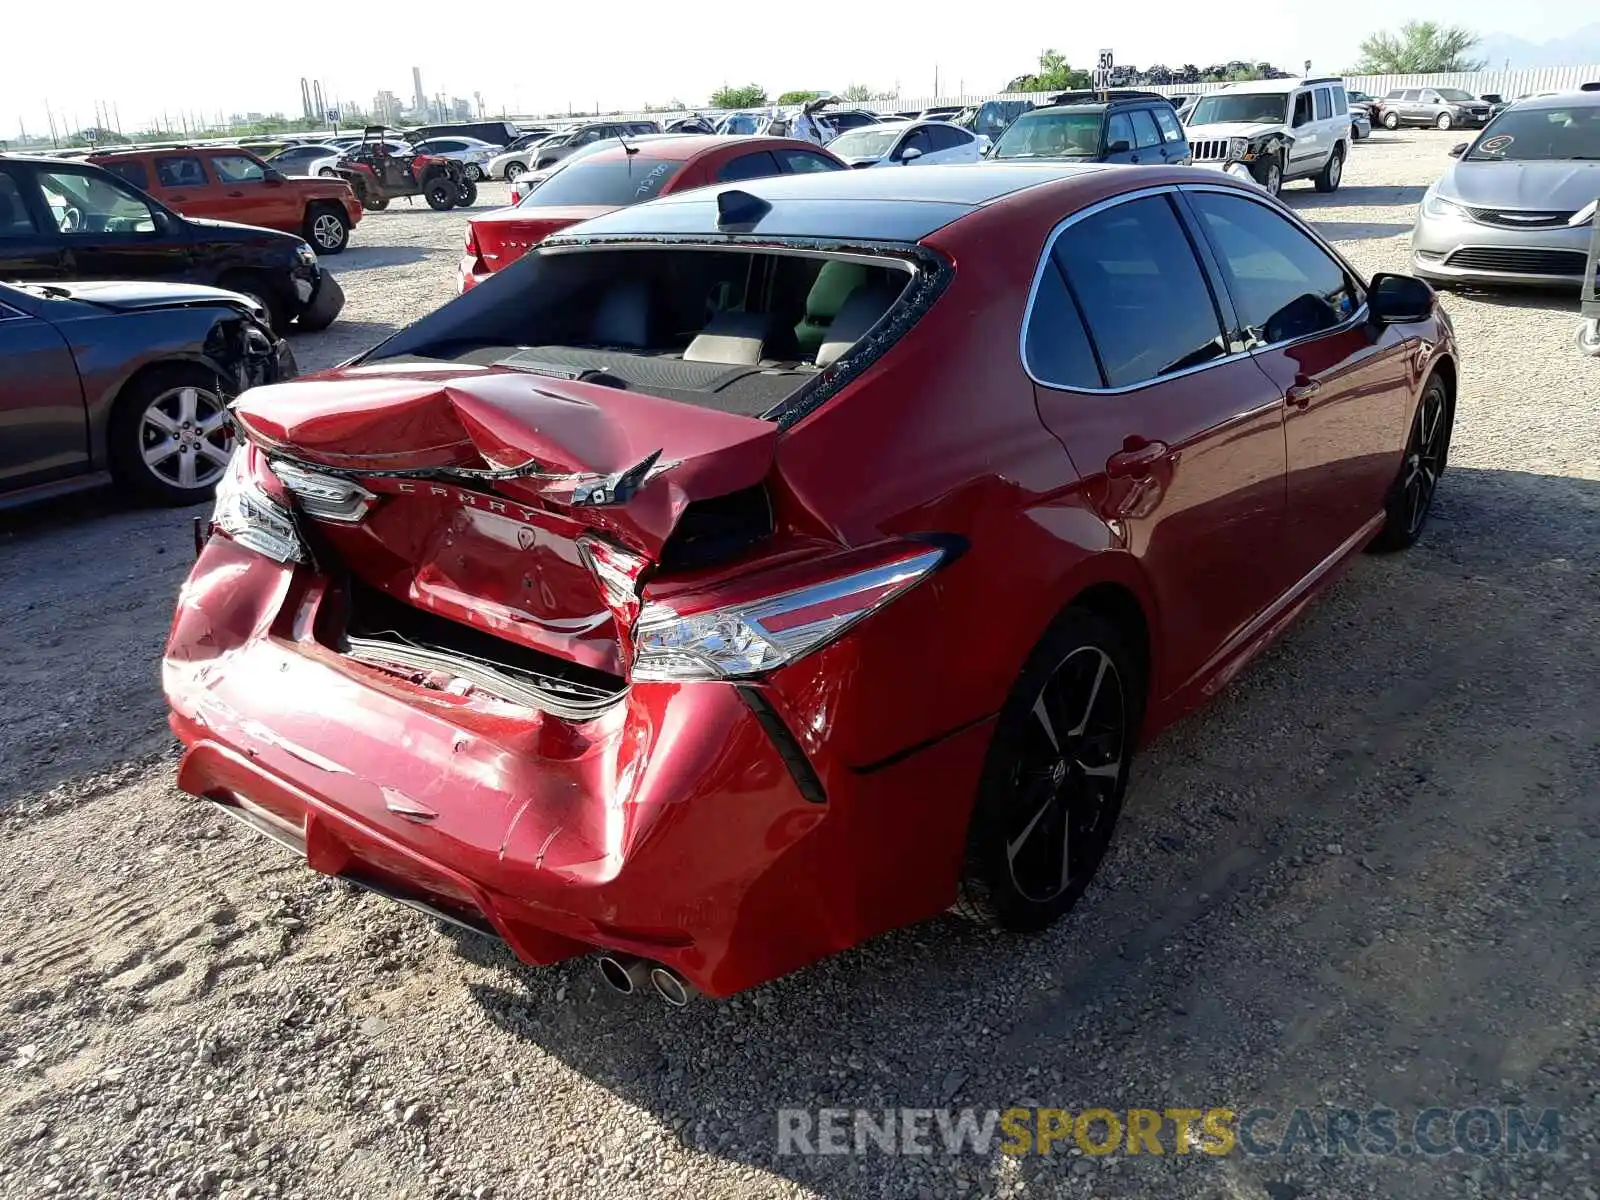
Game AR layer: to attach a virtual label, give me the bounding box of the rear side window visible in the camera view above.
[1332,87,1349,115]
[717,151,782,182]
[1053,195,1227,388]
[1188,191,1361,346]
[1129,109,1162,149]
[155,155,207,188]
[1152,107,1185,143]
[101,160,151,190]
[522,159,686,206]
[0,171,39,235]
[1025,259,1101,388]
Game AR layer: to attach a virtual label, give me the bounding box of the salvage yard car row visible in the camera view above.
[1,73,1597,1002]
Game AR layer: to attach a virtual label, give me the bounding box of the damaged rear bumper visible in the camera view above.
[162,537,988,996]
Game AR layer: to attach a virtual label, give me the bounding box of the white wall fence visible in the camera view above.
[860,65,1600,115]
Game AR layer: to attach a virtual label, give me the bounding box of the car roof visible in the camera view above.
[545,162,1104,243]
[1518,89,1600,109]
[1214,76,1340,94]
[573,134,831,165]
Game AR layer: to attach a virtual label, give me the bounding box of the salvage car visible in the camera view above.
[826,120,986,168]
[0,278,291,506]
[89,145,363,255]
[0,155,343,333]
[1184,77,1353,195]
[1412,90,1600,287]
[988,93,1190,166]
[410,136,502,182]
[164,165,1457,1001]
[460,134,843,291]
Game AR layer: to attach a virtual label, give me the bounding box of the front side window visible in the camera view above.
[36,170,158,234]
[1292,93,1314,126]
[776,149,842,174]
[828,128,902,160]
[926,125,970,151]
[1188,191,1360,346]
[1106,112,1135,149]
[519,158,685,206]
[1332,86,1349,116]
[1053,195,1227,388]
[211,154,266,184]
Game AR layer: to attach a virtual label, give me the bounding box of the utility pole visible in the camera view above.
[934,64,939,97]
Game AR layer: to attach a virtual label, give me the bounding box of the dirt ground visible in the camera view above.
[0,134,1597,1200]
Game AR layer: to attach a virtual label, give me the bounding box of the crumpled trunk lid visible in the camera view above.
[232,366,777,676]
[469,206,613,273]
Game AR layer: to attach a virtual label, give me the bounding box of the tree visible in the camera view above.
[777,90,822,106]
[1355,22,1483,73]
[711,84,768,108]
[841,83,875,102]
[1004,48,1090,93]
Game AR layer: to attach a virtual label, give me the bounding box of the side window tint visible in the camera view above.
[0,171,40,235]
[1129,110,1162,149]
[155,155,207,188]
[1152,106,1185,143]
[1292,93,1313,126]
[101,161,151,190]
[1189,191,1360,346]
[1054,195,1226,388]
[1106,112,1135,149]
[1332,87,1349,115]
[1025,260,1102,388]
[716,151,782,182]
[778,149,842,174]
[1313,89,1331,120]
[211,155,266,184]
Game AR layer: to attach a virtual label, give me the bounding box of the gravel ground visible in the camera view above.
[2,136,1598,1200]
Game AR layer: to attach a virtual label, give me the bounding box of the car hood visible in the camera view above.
[185,216,301,243]
[1182,121,1286,140]
[34,280,261,312]
[1440,159,1600,210]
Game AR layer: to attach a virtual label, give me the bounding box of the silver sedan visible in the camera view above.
[1411,92,1600,287]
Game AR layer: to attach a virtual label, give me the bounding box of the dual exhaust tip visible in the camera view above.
[597,954,695,1007]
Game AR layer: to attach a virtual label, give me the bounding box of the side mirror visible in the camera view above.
[262,167,286,184]
[1107,140,1132,154]
[1448,142,1468,158]
[899,147,923,163]
[1368,272,1434,325]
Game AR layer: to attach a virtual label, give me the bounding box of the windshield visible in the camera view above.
[991,110,1103,159]
[516,158,685,207]
[1466,105,1600,161]
[1437,89,1477,102]
[828,128,901,159]
[720,114,760,135]
[1188,93,1289,126]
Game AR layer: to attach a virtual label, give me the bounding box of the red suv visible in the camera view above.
[90,146,362,254]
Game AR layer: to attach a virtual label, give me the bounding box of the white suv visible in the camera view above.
[1182,77,1352,196]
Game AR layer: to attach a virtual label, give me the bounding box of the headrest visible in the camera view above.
[817,284,901,367]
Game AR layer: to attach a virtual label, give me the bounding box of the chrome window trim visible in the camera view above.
[0,303,27,321]
[1020,181,1371,395]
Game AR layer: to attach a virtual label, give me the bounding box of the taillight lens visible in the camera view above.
[269,461,376,523]
[212,445,304,564]
[631,543,946,682]
[464,225,480,255]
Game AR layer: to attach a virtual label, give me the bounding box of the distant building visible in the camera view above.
[412,67,426,115]
[373,90,401,124]
[451,97,472,121]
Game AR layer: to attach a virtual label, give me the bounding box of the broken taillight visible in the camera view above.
[212,445,304,564]
[631,542,947,682]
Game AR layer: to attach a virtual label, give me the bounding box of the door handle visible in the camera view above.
[169,193,188,201]
[227,191,245,198]
[1286,375,1321,408]
[1106,438,1170,478]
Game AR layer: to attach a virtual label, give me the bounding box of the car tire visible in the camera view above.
[1383,111,1400,130]
[220,276,284,333]
[1314,144,1344,193]
[1351,123,1364,142]
[955,608,1142,933]
[1257,152,1284,197]
[1576,320,1600,357]
[1436,112,1453,131]
[455,177,479,207]
[1368,374,1454,553]
[464,164,485,182]
[425,178,456,210]
[304,204,350,254]
[504,161,525,182]
[362,195,389,212]
[107,365,236,506]
[318,167,337,178]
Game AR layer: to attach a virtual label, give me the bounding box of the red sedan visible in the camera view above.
[457,134,845,293]
[165,165,1457,1001]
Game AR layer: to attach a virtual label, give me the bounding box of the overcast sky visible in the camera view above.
[4,2,1590,137]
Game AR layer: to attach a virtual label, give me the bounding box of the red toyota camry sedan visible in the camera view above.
[165,165,1457,1002]
[457,134,845,293]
